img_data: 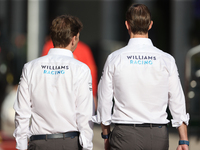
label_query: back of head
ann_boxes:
[126,4,151,35]
[50,15,83,48]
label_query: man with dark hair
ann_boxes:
[13,15,94,150]
[92,4,189,150]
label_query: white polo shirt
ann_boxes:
[92,38,189,127]
[13,48,94,150]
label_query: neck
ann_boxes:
[130,32,148,38]
[55,44,73,52]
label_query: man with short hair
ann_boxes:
[13,15,94,150]
[92,4,189,150]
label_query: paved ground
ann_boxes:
[93,124,200,150]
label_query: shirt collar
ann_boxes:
[47,48,73,57]
[127,38,153,46]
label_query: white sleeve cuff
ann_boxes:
[79,133,93,150]
[15,138,28,150]
[91,115,111,125]
[171,113,190,128]
[102,120,112,126]
[91,115,101,124]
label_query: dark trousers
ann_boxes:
[109,124,169,150]
[28,136,82,150]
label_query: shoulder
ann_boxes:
[152,46,175,61]
[106,46,127,62]
[72,59,91,80]
[24,56,43,67]
[20,57,46,75]
[71,58,91,73]
[24,56,48,67]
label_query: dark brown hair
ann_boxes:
[126,4,151,34]
[50,15,83,48]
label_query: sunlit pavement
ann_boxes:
[93,124,200,150]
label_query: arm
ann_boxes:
[73,42,98,110]
[96,55,114,125]
[98,57,114,150]
[176,123,189,150]
[168,61,189,127]
[76,67,95,150]
[167,58,189,150]
[13,64,31,150]
[101,123,111,150]
[91,55,114,148]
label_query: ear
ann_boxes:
[71,36,76,46]
[148,21,153,30]
[125,21,130,30]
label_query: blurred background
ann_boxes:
[0,0,200,149]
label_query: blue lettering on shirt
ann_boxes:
[43,70,65,75]
[42,65,68,75]
[130,60,153,65]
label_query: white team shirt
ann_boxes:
[92,38,189,127]
[13,48,94,150]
